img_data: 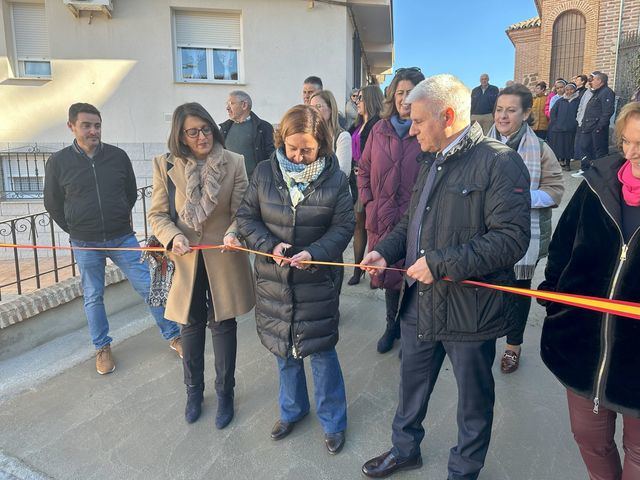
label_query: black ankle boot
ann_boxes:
[185,384,204,424]
[215,391,234,429]
[347,268,363,286]
[377,320,400,353]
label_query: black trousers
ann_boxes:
[391,285,496,480]
[385,288,401,324]
[577,128,609,170]
[181,252,237,394]
[505,278,532,346]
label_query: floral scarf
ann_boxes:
[179,142,225,233]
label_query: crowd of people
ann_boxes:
[41,66,640,479]
[472,72,618,178]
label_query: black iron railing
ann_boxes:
[0,148,50,200]
[0,185,153,300]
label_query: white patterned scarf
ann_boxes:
[276,148,326,207]
[179,142,225,233]
[488,122,541,280]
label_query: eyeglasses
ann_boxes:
[395,67,421,74]
[355,95,363,102]
[183,126,213,138]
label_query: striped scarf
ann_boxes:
[488,122,542,280]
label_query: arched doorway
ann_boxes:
[550,10,586,82]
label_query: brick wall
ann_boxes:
[510,0,638,93]
[509,27,541,87]
[596,0,622,84]
[539,0,600,84]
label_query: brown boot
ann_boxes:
[169,336,183,359]
[96,344,115,375]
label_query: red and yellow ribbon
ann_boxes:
[1,242,639,321]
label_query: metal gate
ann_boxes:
[616,31,640,105]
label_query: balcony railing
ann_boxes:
[0,185,153,300]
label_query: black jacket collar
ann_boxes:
[583,153,626,231]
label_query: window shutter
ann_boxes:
[175,10,241,49]
[12,3,50,59]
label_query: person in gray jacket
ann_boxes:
[360,74,531,480]
[219,90,274,179]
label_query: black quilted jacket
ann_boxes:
[375,123,531,342]
[236,153,355,359]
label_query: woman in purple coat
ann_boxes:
[358,67,425,353]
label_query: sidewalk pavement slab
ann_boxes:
[0,281,597,480]
[0,172,612,479]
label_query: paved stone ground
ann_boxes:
[0,171,615,480]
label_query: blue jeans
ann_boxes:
[276,348,347,434]
[71,233,180,349]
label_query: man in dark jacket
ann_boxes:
[470,73,499,134]
[43,103,181,375]
[219,90,274,179]
[360,75,531,480]
[573,72,616,176]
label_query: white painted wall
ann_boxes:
[0,0,352,144]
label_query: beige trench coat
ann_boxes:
[147,150,255,325]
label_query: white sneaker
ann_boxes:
[571,170,584,178]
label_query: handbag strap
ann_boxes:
[165,152,177,223]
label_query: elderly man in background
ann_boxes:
[219,90,274,179]
[470,73,499,134]
[360,74,531,480]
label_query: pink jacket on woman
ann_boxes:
[357,118,422,290]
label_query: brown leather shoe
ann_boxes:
[169,336,183,359]
[501,349,520,374]
[96,344,115,375]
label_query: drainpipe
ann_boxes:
[613,0,624,91]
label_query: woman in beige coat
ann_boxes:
[488,84,564,374]
[148,102,255,428]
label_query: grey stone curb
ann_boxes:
[0,265,125,329]
[0,451,52,480]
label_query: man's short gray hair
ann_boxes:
[229,90,252,110]
[406,74,471,124]
[594,72,608,85]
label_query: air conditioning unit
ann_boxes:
[63,0,113,19]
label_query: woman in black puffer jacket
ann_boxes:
[540,101,640,478]
[236,105,355,454]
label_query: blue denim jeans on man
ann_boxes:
[276,347,347,434]
[71,233,180,349]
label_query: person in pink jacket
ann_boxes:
[358,67,425,353]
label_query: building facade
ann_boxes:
[0,0,392,201]
[507,0,640,95]
[0,0,392,262]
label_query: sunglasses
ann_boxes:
[395,67,422,74]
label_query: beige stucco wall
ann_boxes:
[0,0,351,144]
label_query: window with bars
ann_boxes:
[10,2,51,78]
[0,152,48,199]
[173,10,242,83]
[550,10,586,83]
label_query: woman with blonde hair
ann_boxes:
[540,101,640,478]
[148,102,255,428]
[236,104,354,453]
[310,90,352,177]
